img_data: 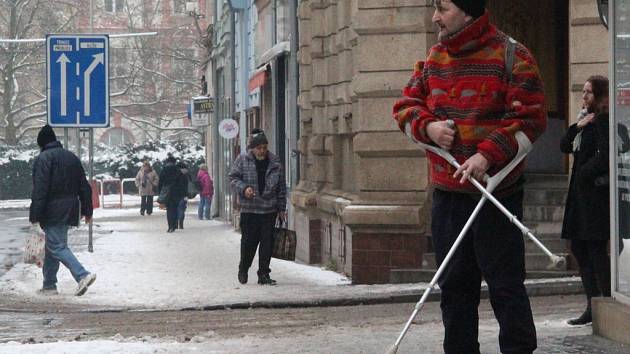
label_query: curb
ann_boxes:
[79,278,584,314]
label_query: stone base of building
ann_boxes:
[351,231,424,284]
[292,189,429,284]
[592,297,630,346]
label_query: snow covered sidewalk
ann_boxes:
[0,208,424,311]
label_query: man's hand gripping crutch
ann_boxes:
[425,120,565,268]
[386,120,565,354]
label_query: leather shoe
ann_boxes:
[238,272,248,284]
[258,274,277,286]
[568,310,592,325]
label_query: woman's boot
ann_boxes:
[568,299,592,325]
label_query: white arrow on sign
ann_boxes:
[83,53,104,116]
[56,53,71,116]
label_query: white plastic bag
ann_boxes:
[23,225,45,268]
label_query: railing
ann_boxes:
[96,178,139,208]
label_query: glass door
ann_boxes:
[612,0,630,304]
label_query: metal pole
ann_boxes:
[89,0,94,32]
[76,128,81,159]
[88,128,94,252]
[64,128,69,149]
[288,0,299,186]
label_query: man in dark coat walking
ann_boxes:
[29,125,96,296]
[229,129,287,285]
[158,155,185,233]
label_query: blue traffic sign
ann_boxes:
[46,34,109,127]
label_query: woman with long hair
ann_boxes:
[560,75,611,325]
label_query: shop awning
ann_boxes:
[248,65,269,92]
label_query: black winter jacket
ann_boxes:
[560,113,609,240]
[29,141,93,226]
[157,162,185,206]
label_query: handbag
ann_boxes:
[23,225,45,268]
[272,218,296,261]
[157,185,170,205]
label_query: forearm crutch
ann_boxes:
[417,130,565,269]
[387,130,563,354]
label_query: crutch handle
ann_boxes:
[414,128,532,192]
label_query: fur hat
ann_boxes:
[249,128,268,148]
[37,124,57,148]
[450,0,485,18]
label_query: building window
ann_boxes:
[173,0,186,13]
[104,0,124,13]
[100,127,135,147]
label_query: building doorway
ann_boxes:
[487,0,569,173]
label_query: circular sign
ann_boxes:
[218,119,239,139]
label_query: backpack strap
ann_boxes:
[504,36,517,84]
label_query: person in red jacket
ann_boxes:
[393,1,546,353]
[196,164,214,220]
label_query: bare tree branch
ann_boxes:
[15,110,46,129]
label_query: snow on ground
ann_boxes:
[0,339,196,354]
[0,204,583,311]
[0,199,31,210]
[0,207,404,310]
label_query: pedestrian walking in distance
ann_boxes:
[158,155,186,233]
[229,129,287,286]
[197,164,214,220]
[393,0,546,352]
[176,161,190,230]
[135,161,159,216]
[29,125,97,296]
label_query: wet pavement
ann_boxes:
[0,295,628,353]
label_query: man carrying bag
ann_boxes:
[229,129,287,286]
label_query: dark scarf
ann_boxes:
[255,157,270,195]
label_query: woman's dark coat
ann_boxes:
[560,112,610,240]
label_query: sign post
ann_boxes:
[47,34,109,253]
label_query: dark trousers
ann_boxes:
[571,239,611,309]
[239,212,276,277]
[432,189,536,354]
[166,203,178,230]
[140,195,153,215]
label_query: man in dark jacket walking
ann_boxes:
[158,155,185,233]
[29,125,96,296]
[229,129,287,285]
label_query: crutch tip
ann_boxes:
[547,255,566,270]
[385,345,399,354]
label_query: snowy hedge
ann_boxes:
[0,142,206,200]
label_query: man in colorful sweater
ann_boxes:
[393,1,546,353]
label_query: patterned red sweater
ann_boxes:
[392,12,546,194]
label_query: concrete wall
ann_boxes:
[292,0,433,283]
[569,0,609,124]
[593,297,630,346]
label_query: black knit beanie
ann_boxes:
[450,0,485,18]
[249,128,268,148]
[37,124,57,148]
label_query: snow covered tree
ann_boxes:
[0,0,79,145]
